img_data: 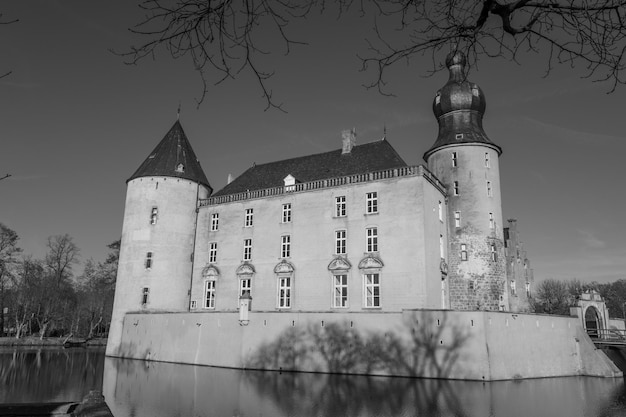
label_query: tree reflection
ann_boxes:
[0,347,104,403]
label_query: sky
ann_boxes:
[0,1,624,284]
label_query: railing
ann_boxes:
[199,165,446,206]
[588,328,626,345]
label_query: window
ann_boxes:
[510,280,517,296]
[335,230,347,255]
[281,235,291,258]
[243,239,252,261]
[453,181,459,196]
[150,207,158,225]
[364,273,380,307]
[452,152,458,167]
[526,282,531,298]
[454,211,461,227]
[489,212,494,229]
[204,280,216,309]
[209,242,217,263]
[210,213,219,231]
[335,196,346,217]
[244,208,254,227]
[460,244,468,261]
[145,252,153,269]
[333,274,348,308]
[240,278,251,297]
[278,276,291,308]
[190,300,197,309]
[490,243,498,261]
[141,287,149,306]
[282,203,292,223]
[366,192,378,214]
[439,234,444,259]
[485,152,490,168]
[487,181,492,197]
[366,227,378,252]
[438,201,443,221]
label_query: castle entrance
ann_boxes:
[584,306,602,339]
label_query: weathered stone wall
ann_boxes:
[428,145,505,310]
[109,310,621,381]
[504,219,534,312]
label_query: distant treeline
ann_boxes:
[0,223,117,339]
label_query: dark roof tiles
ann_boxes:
[214,139,407,196]
[128,120,212,191]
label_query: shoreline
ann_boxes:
[0,336,107,347]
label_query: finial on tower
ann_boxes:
[177,102,181,120]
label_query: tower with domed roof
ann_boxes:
[425,51,506,311]
[106,120,212,357]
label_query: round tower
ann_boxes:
[424,52,506,311]
[106,120,212,356]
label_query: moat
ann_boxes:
[2,347,626,416]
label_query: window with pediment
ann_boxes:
[359,255,383,308]
[274,260,295,309]
[236,262,255,301]
[328,257,352,309]
[202,265,220,309]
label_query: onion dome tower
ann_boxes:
[424,51,506,311]
[107,120,212,357]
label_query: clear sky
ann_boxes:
[0,1,624,284]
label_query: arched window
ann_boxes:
[274,260,295,309]
[359,255,384,308]
[328,257,352,308]
[202,265,220,309]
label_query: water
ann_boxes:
[2,347,626,416]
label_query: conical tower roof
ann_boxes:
[128,120,212,191]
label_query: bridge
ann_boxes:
[588,329,626,347]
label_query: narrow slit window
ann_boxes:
[454,211,461,228]
[145,252,153,269]
[150,207,158,225]
[452,152,458,167]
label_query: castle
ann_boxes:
[103,52,587,381]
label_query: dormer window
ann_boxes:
[435,92,441,105]
[284,174,296,192]
[455,133,464,140]
[472,86,479,97]
[176,163,185,173]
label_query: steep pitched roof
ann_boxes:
[214,139,407,196]
[128,120,212,191]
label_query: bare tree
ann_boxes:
[45,234,80,287]
[0,223,21,336]
[532,278,572,315]
[121,0,626,110]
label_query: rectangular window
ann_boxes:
[364,273,380,308]
[282,203,292,223]
[489,212,494,229]
[150,207,158,225]
[510,280,517,296]
[335,196,346,217]
[439,234,444,259]
[335,230,347,255]
[204,280,216,309]
[210,213,219,231]
[452,152,458,167]
[526,282,531,297]
[366,192,378,214]
[141,287,149,306]
[245,208,254,227]
[243,239,252,261]
[453,181,459,196]
[460,244,468,261]
[240,278,251,297]
[190,300,197,309]
[487,181,492,197]
[281,235,291,258]
[485,152,490,168]
[145,252,153,269]
[333,274,348,308]
[278,276,291,308]
[438,201,443,221]
[209,242,217,263]
[454,211,461,227]
[490,243,497,261]
[366,227,378,252]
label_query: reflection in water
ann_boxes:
[103,357,626,417]
[2,348,625,416]
[0,347,104,403]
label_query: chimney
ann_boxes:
[342,128,356,154]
